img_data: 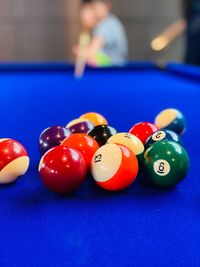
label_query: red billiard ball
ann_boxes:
[0,138,30,184]
[129,122,159,144]
[61,134,99,169]
[39,146,87,194]
[39,126,72,155]
[91,144,139,191]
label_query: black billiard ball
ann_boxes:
[88,125,117,147]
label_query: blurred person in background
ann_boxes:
[184,0,200,65]
[74,0,128,67]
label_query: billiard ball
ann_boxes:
[88,125,117,146]
[39,146,87,194]
[155,108,186,135]
[91,144,139,191]
[66,118,94,134]
[129,122,159,144]
[144,140,189,187]
[145,129,181,150]
[39,126,72,155]
[107,133,144,163]
[80,112,108,126]
[61,133,99,169]
[0,139,30,184]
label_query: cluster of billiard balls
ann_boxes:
[38,109,190,194]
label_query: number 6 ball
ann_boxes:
[91,144,139,191]
[144,140,189,187]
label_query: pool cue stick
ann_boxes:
[151,19,187,52]
[74,32,90,79]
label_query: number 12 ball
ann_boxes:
[91,144,139,191]
[144,140,189,187]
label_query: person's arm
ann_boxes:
[73,36,104,65]
[86,37,104,64]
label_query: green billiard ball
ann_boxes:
[144,140,189,187]
[145,129,181,150]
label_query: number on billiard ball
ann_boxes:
[145,129,181,150]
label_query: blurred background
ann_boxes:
[0,0,187,62]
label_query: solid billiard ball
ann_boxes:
[39,126,72,155]
[145,129,181,150]
[66,118,94,134]
[129,122,159,144]
[39,146,87,194]
[0,139,30,184]
[61,133,99,169]
[144,140,189,187]
[155,108,186,135]
[88,125,117,146]
[80,112,108,126]
[91,144,139,191]
[107,132,144,163]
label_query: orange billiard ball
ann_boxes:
[91,144,139,191]
[61,134,99,169]
[80,112,108,126]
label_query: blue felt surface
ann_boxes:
[0,63,200,267]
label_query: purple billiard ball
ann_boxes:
[66,119,94,134]
[39,126,72,155]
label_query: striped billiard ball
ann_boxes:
[145,129,181,150]
[66,118,94,134]
[80,112,108,126]
[155,108,186,135]
[107,132,145,163]
[91,144,139,191]
[0,139,30,184]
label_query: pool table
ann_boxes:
[0,62,199,267]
